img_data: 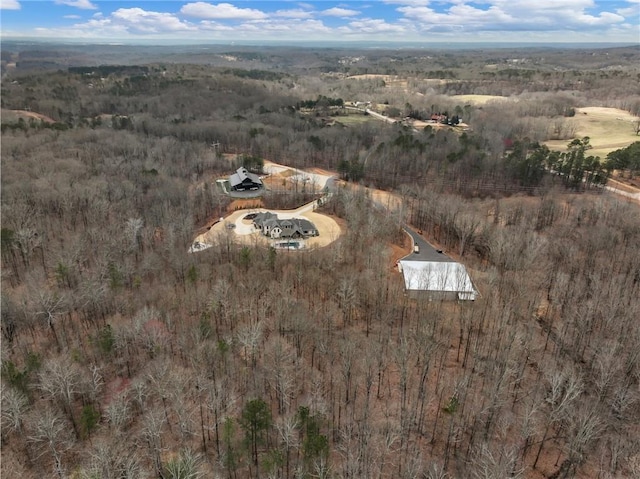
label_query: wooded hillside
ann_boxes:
[2,44,639,479]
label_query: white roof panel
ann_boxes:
[399,261,477,299]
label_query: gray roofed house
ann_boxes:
[229,167,263,192]
[253,212,318,239]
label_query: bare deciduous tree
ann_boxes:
[38,355,85,438]
[27,407,73,479]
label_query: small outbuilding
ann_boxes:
[398,260,478,301]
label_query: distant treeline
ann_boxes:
[223,68,286,81]
[296,95,344,109]
[68,65,150,76]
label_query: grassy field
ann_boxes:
[335,113,377,125]
[545,107,639,159]
[451,94,511,105]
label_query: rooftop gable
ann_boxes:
[229,167,263,187]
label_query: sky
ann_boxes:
[1,0,639,44]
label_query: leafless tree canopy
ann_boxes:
[2,43,639,478]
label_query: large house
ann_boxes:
[229,167,263,192]
[253,212,318,239]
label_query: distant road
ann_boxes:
[364,108,397,124]
[344,106,397,124]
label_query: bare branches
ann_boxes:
[27,407,73,479]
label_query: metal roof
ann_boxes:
[229,167,262,187]
[398,260,477,300]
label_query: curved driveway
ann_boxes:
[402,226,454,263]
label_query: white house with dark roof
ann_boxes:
[229,167,263,192]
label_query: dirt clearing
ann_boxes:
[192,201,342,251]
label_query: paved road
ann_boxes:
[402,226,454,263]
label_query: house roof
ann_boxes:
[229,167,262,187]
[253,213,318,238]
[253,212,277,227]
[399,260,477,299]
[295,219,316,231]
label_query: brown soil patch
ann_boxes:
[277,169,296,178]
[103,376,131,407]
[227,198,264,213]
[262,176,288,190]
[388,241,410,267]
[307,167,335,176]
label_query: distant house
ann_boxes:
[398,260,477,301]
[354,101,371,108]
[229,167,263,192]
[253,212,318,239]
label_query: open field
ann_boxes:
[451,94,511,105]
[334,113,376,125]
[545,107,639,158]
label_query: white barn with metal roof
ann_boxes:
[398,260,478,301]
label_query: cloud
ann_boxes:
[383,0,430,5]
[41,7,195,36]
[396,0,628,32]
[4,0,637,43]
[64,14,81,19]
[198,17,331,37]
[273,8,314,19]
[322,7,360,17]
[616,0,640,17]
[340,18,409,34]
[180,2,267,20]
[0,0,20,10]
[54,0,97,10]
[110,8,195,33]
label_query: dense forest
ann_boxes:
[1,43,640,479]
